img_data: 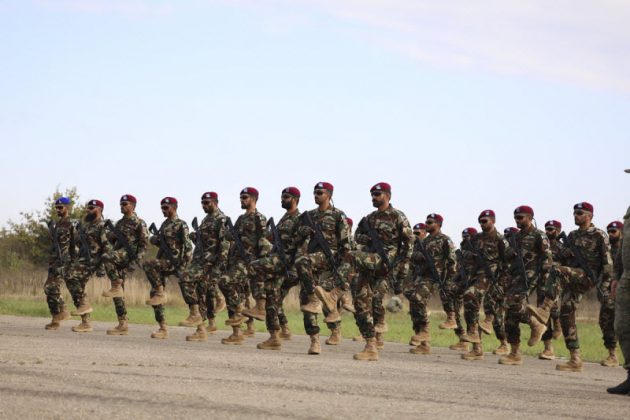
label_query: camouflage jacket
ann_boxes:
[48,216,77,267]
[276,210,301,258]
[108,213,149,261]
[153,216,193,266]
[412,232,456,280]
[611,240,622,281]
[355,205,414,263]
[75,217,112,267]
[227,210,270,262]
[548,237,571,266]
[622,206,630,281]
[507,226,552,279]
[565,224,613,283]
[464,229,509,275]
[298,206,350,256]
[456,241,476,281]
[192,208,229,266]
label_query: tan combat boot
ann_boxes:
[374,322,388,333]
[186,324,208,342]
[353,337,379,361]
[71,298,93,316]
[145,286,167,306]
[375,332,385,350]
[300,293,323,314]
[493,339,510,356]
[409,330,421,347]
[449,338,470,352]
[556,349,583,372]
[102,279,124,298]
[539,340,555,360]
[179,304,204,327]
[415,325,431,342]
[438,312,457,329]
[354,335,365,342]
[527,315,547,347]
[107,316,129,335]
[410,341,431,355]
[224,304,246,326]
[206,318,217,334]
[221,325,244,345]
[552,318,562,340]
[150,321,168,339]
[462,343,484,361]
[316,286,342,322]
[479,314,494,335]
[461,328,481,344]
[215,293,227,313]
[325,328,341,345]
[279,324,292,340]
[601,348,619,367]
[498,342,522,365]
[242,319,256,337]
[257,330,282,350]
[308,334,321,355]
[45,309,71,330]
[340,290,356,313]
[72,314,93,333]
[242,298,266,321]
[527,297,554,325]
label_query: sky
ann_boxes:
[1,0,629,239]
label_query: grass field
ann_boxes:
[0,295,623,365]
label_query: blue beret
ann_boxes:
[55,197,71,205]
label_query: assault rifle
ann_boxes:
[300,211,341,280]
[104,219,138,265]
[47,220,68,276]
[191,217,204,255]
[416,238,446,289]
[357,216,403,292]
[507,234,531,291]
[76,222,93,266]
[149,222,184,275]
[454,249,469,285]
[267,217,291,277]
[225,217,251,264]
[558,231,604,296]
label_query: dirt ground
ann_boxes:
[0,315,627,419]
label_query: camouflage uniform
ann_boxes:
[483,269,508,340]
[404,233,456,334]
[181,208,229,321]
[251,210,301,332]
[538,236,570,341]
[104,213,149,318]
[219,211,269,319]
[143,217,193,323]
[349,205,413,339]
[462,230,509,337]
[615,208,630,371]
[295,207,351,335]
[598,238,622,351]
[44,217,77,316]
[504,227,552,346]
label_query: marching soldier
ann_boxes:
[598,220,623,366]
[102,194,149,336]
[448,227,477,352]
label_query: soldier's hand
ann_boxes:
[150,236,159,246]
[355,234,370,245]
[189,232,197,242]
[298,225,314,237]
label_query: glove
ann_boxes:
[149,236,159,246]
[355,234,370,246]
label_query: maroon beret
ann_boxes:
[462,227,478,236]
[478,209,495,220]
[346,217,353,227]
[120,194,136,203]
[314,182,334,192]
[240,187,259,197]
[88,199,104,209]
[574,202,593,213]
[282,187,301,197]
[201,192,218,200]
[514,205,534,216]
[426,213,443,224]
[545,220,562,229]
[504,227,520,235]
[161,197,177,205]
[413,223,427,230]
[370,182,391,193]
[607,221,623,231]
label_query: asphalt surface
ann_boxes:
[0,315,628,419]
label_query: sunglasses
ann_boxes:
[545,226,556,231]
[281,194,293,200]
[608,229,619,234]
[413,231,422,236]
[514,215,525,220]
[120,201,131,206]
[201,200,212,205]
[371,191,383,197]
[425,220,435,225]
[479,219,490,224]
[314,190,325,196]
[55,206,64,210]
[87,206,96,210]
[574,210,584,216]
[160,205,170,210]
[240,195,250,200]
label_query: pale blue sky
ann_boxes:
[1,0,629,238]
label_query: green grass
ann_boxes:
[0,296,622,364]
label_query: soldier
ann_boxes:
[346,182,413,361]
[608,168,630,394]
[43,197,76,330]
[66,199,112,333]
[143,197,193,339]
[295,181,351,355]
[528,202,613,372]
[413,223,428,241]
[178,192,229,342]
[250,187,301,350]
[219,187,269,345]
[537,220,568,359]
[498,206,550,366]
[102,194,149,336]
[404,213,456,355]
[460,210,509,361]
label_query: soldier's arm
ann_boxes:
[614,238,624,281]
[445,238,457,277]
[599,231,614,283]
[180,222,193,264]
[538,233,553,274]
[398,214,414,263]
[337,214,351,255]
[216,215,230,265]
[136,220,149,260]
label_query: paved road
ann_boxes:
[0,315,627,419]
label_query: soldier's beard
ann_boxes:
[84,213,96,222]
[610,237,619,245]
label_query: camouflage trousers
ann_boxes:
[505,271,539,345]
[403,275,437,333]
[251,254,298,331]
[143,258,187,323]
[44,264,69,316]
[347,250,389,339]
[536,285,560,342]
[463,272,493,336]
[180,259,223,320]
[483,279,507,341]
[615,273,630,370]
[219,258,264,319]
[66,262,96,309]
[441,278,465,336]
[598,286,617,350]
[104,248,135,318]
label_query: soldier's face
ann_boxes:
[514,214,531,229]
[85,205,99,222]
[201,199,213,213]
[478,218,494,232]
[281,193,294,210]
[413,229,426,240]
[545,226,558,239]
[120,201,134,215]
[313,189,329,205]
[371,191,388,208]
[161,204,176,217]
[425,219,439,233]
[240,194,253,209]
[608,229,621,242]
[573,210,591,226]
[55,205,68,218]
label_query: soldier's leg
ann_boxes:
[372,278,388,332]
[438,279,459,330]
[65,264,93,314]
[609,273,630,393]
[462,276,486,341]
[278,274,298,328]
[44,269,66,317]
[598,293,618,366]
[218,264,244,321]
[179,262,203,327]
[537,285,554,343]
[353,273,375,339]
